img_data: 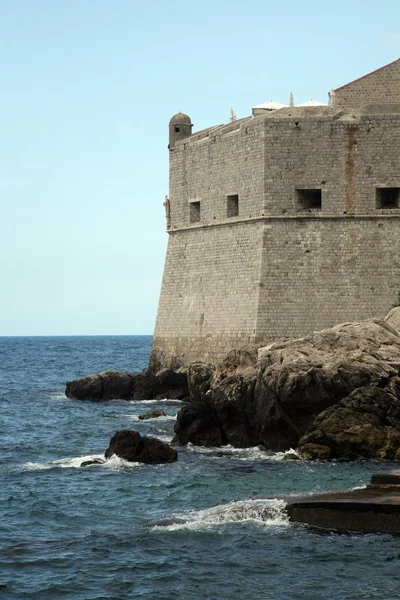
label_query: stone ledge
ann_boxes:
[286,471,400,534]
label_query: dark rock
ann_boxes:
[65,371,137,400]
[299,383,400,460]
[187,363,216,403]
[300,443,332,460]
[132,368,153,401]
[66,366,189,402]
[105,430,177,464]
[138,409,167,420]
[80,458,106,467]
[258,446,275,456]
[153,368,189,400]
[283,452,301,460]
[173,402,225,447]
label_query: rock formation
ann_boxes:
[174,308,400,459]
[105,430,177,464]
[65,371,137,400]
[65,368,188,402]
[138,409,167,420]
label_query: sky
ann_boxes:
[0,0,399,335]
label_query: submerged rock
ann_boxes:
[174,309,400,458]
[80,458,106,467]
[138,409,167,420]
[65,371,137,400]
[282,452,301,461]
[300,443,332,460]
[105,430,177,464]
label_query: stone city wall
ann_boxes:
[151,221,264,371]
[151,109,400,369]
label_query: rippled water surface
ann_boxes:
[1,336,399,599]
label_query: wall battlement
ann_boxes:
[151,60,400,371]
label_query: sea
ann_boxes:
[1,335,400,600]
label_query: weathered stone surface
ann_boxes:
[138,409,167,420]
[174,311,400,457]
[65,371,137,400]
[187,363,216,403]
[105,430,177,464]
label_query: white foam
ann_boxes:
[22,454,141,471]
[185,444,300,461]
[130,399,184,405]
[152,434,174,443]
[48,391,68,401]
[152,498,289,531]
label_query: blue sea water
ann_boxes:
[1,336,400,600]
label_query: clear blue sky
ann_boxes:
[0,0,399,335]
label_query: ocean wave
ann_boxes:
[185,444,300,461]
[151,498,289,531]
[48,391,68,401]
[22,454,141,471]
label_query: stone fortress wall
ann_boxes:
[151,59,400,371]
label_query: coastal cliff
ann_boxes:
[174,308,400,459]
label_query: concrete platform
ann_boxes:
[286,470,400,534]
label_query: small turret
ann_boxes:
[169,112,192,150]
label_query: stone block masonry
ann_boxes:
[151,60,400,370]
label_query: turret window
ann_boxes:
[296,189,322,211]
[227,194,239,217]
[376,188,400,209]
[190,201,200,223]
[174,126,180,133]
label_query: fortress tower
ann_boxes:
[151,59,400,371]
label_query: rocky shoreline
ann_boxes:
[66,308,400,462]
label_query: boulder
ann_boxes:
[174,310,400,457]
[138,409,167,420]
[105,430,177,464]
[65,371,137,400]
[299,381,400,460]
[300,443,332,460]
[283,452,301,461]
[173,402,225,447]
[80,458,106,467]
[153,368,189,400]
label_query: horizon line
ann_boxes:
[0,333,154,338]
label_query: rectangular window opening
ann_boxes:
[174,126,180,133]
[376,188,400,209]
[296,189,322,211]
[190,201,200,223]
[227,194,239,217]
